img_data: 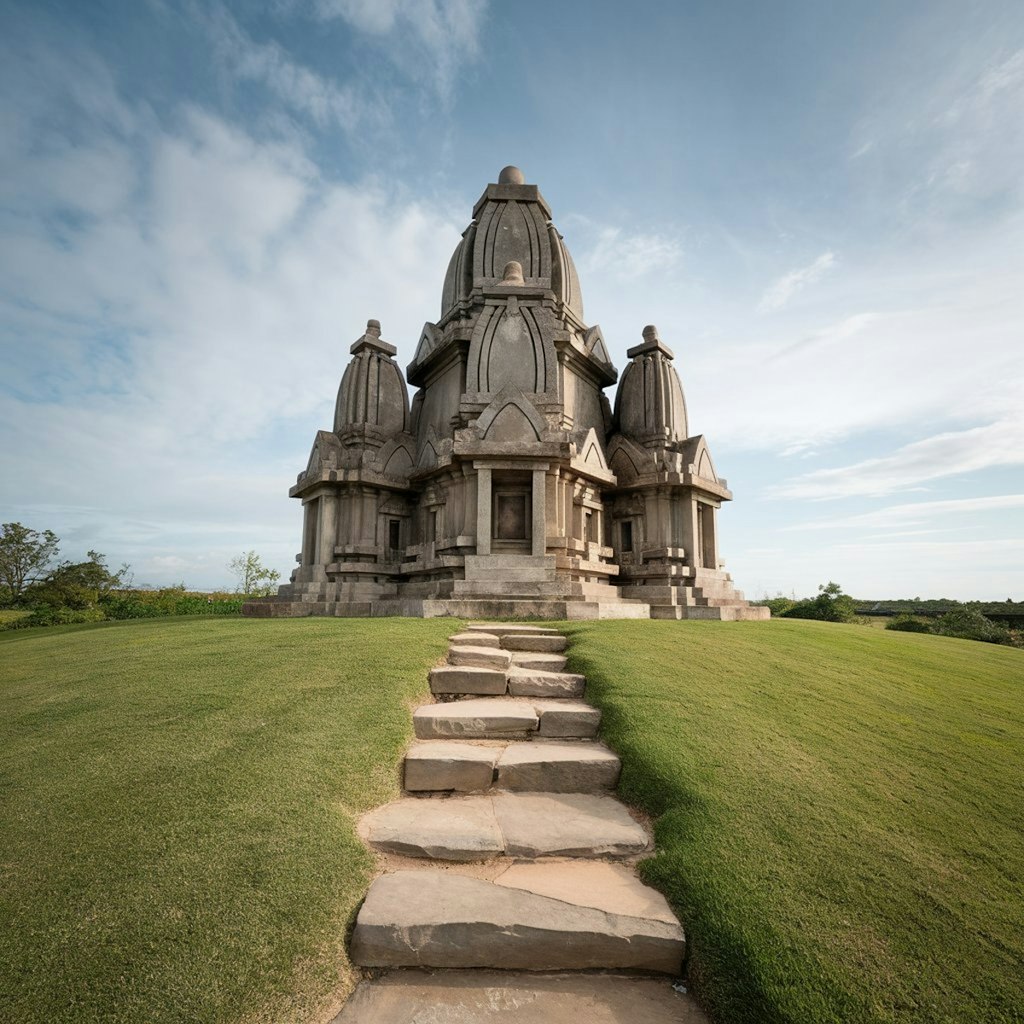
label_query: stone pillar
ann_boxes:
[301,499,318,566]
[682,496,698,567]
[476,466,492,556]
[531,468,546,556]
[317,492,338,566]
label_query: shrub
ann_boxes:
[931,607,1012,646]
[782,582,857,623]
[3,606,106,629]
[886,615,932,633]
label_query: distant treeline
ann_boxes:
[854,599,1024,625]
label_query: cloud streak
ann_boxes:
[757,250,836,313]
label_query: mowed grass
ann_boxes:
[0,616,454,1024]
[563,619,1024,1024]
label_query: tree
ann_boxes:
[229,551,280,597]
[0,522,60,604]
[782,581,857,623]
[28,550,130,610]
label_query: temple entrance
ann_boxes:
[492,472,531,553]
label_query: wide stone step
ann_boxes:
[404,739,619,793]
[510,651,567,672]
[333,969,707,1023]
[358,792,650,860]
[429,665,508,695]
[448,645,513,670]
[449,630,501,648]
[507,666,585,698]
[350,864,682,972]
[413,698,599,739]
[466,623,561,637]
[500,634,568,653]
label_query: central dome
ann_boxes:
[440,167,584,326]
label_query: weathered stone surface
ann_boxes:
[501,633,568,653]
[413,698,538,738]
[449,631,500,648]
[429,665,507,695]
[350,871,682,972]
[495,741,620,792]
[333,969,709,1024]
[448,645,513,671]
[358,797,502,860]
[534,698,601,737]
[404,741,499,792]
[492,792,650,858]
[467,623,560,636]
[510,651,567,672]
[507,666,585,698]
[494,860,680,925]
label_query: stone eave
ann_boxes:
[472,183,552,219]
[289,469,415,498]
[407,335,470,388]
[555,337,618,387]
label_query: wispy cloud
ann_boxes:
[757,250,837,313]
[788,494,1024,530]
[581,226,683,280]
[768,418,1024,500]
[310,0,489,99]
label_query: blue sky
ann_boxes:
[1,0,1022,599]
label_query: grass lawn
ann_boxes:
[564,619,1024,1024]
[0,616,454,1024]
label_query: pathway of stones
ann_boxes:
[334,624,708,1022]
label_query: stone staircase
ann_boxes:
[337,624,708,1022]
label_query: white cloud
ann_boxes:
[768,418,1024,500]
[757,250,837,313]
[581,226,683,280]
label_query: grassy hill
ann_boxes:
[1,616,1022,1024]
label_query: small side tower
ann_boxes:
[607,326,767,619]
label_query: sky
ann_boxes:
[1,0,1022,600]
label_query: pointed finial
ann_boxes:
[366,319,381,337]
[643,325,659,341]
[501,261,525,286]
[498,165,525,185]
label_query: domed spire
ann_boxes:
[334,319,410,439]
[614,325,688,447]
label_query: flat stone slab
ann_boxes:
[494,860,680,925]
[414,699,538,739]
[508,666,585,698]
[501,633,569,653]
[404,741,499,792]
[496,741,620,792]
[467,623,560,636]
[429,665,507,695]
[534,698,601,737]
[358,796,503,860]
[351,870,683,972]
[492,792,650,858]
[448,645,513,671]
[334,970,709,1023]
[510,651,567,672]
[449,630,500,648]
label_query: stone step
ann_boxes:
[507,666,585,698]
[510,651,567,672]
[448,645,513,671]
[350,864,682,972]
[449,630,500,648]
[358,792,650,860]
[404,740,500,792]
[500,633,568,653]
[496,740,620,792]
[466,623,561,636]
[413,698,599,740]
[429,665,507,695]
[333,969,708,1024]
[404,739,619,794]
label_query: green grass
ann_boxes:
[0,616,454,1024]
[563,619,1024,1024]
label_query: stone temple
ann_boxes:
[246,167,767,621]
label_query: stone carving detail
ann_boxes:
[251,167,766,621]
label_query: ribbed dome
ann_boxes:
[334,321,410,437]
[439,168,585,325]
[614,326,688,446]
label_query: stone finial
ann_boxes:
[366,319,381,336]
[498,165,526,185]
[501,261,525,286]
[642,325,659,342]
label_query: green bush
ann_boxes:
[3,606,106,629]
[886,614,932,633]
[932,607,1013,646]
[782,581,857,623]
[755,596,796,616]
[100,588,244,620]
